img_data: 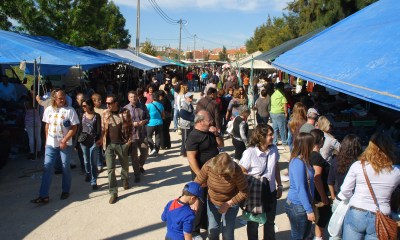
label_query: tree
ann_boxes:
[219,46,228,61]
[245,0,378,54]
[141,40,157,56]
[0,0,130,49]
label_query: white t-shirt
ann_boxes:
[240,145,280,192]
[42,106,80,147]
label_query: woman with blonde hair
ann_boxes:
[285,132,316,239]
[288,102,307,151]
[317,116,340,164]
[195,152,248,240]
[338,133,400,239]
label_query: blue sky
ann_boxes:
[114,0,288,51]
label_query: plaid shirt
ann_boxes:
[101,107,133,149]
[242,175,270,214]
[123,102,149,141]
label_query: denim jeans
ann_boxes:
[256,113,269,125]
[25,124,41,153]
[80,143,98,186]
[39,145,72,197]
[97,147,105,168]
[207,200,239,240]
[270,113,287,145]
[173,108,179,130]
[342,207,377,240]
[285,200,312,240]
[247,191,277,240]
[287,129,293,151]
[188,80,194,91]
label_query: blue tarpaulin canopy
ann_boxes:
[0,30,121,75]
[272,0,400,111]
[139,52,170,67]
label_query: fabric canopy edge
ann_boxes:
[272,63,400,112]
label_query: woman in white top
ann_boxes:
[317,116,340,164]
[338,132,400,239]
[173,84,187,132]
[239,124,282,240]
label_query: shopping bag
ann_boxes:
[328,199,350,237]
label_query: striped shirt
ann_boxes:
[195,161,248,207]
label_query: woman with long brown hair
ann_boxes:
[195,152,248,240]
[285,132,316,239]
[339,133,400,239]
[328,134,362,200]
[287,102,307,151]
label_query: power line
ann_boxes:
[147,0,179,25]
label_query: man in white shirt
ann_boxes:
[31,89,79,204]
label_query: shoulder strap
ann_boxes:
[304,162,313,204]
[151,102,162,115]
[362,162,380,211]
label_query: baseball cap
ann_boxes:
[307,108,319,116]
[184,92,194,98]
[184,182,204,202]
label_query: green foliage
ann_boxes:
[141,40,157,56]
[0,0,130,49]
[246,0,378,54]
[219,46,228,61]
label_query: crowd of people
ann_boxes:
[4,64,398,240]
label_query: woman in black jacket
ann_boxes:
[159,90,172,149]
[77,98,102,190]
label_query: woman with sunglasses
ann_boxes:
[78,99,102,190]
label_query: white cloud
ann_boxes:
[113,0,287,12]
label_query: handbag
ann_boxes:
[77,132,94,147]
[362,162,398,240]
[328,199,350,237]
[305,164,319,223]
[226,116,238,136]
[241,211,267,225]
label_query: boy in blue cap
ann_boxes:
[161,181,203,240]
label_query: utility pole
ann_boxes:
[136,0,140,56]
[193,34,196,62]
[178,19,182,62]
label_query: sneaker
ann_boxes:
[92,184,99,190]
[123,180,130,190]
[192,235,203,240]
[97,166,104,173]
[149,149,157,156]
[109,195,118,204]
[281,175,290,182]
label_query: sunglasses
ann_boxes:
[82,104,87,108]
[106,101,114,105]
